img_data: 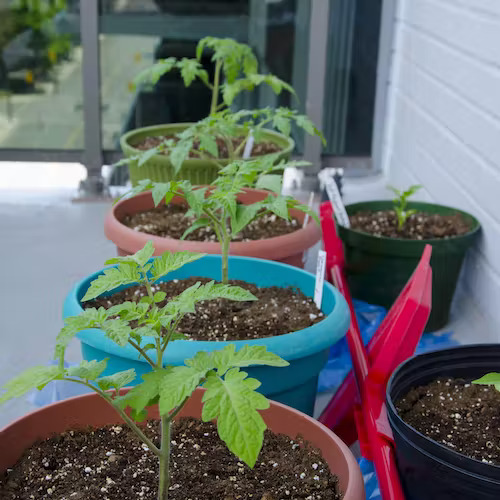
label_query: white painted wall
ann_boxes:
[380,0,500,340]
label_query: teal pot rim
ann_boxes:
[64,255,350,365]
[337,200,481,258]
[120,122,295,167]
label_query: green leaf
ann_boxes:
[101,319,133,347]
[159,365,212,415]
[117,369,168,415]
[201,368,269,467]
[231,203,262,235]
[198,134,219,157]
[97,369,136,392]
[295,114,326,144]
[255,174,282,194]
[181,217,211,240]
[138,147,159,167]
[184,186,208,215]
[170,139,193,174]
[167,282,256,317]
[151,251,205,282]
[107,301,147,321]
[153,291,167,303]
[211,344,289,376]
[0,366,63,404]
[473,372,500,391]
[135,326,159,338]
[403,185,422,198]
[272,114,291,137]
[150,58,177,83]
[177,58,203,86]
[267,195,289,220]
[55,308,108,360]
[66,359,108,381]
[82,264,141,301]
[105,241,155,268]
[151,182,174,207]
[170,332,188,341]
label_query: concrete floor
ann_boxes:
[0,190,115,428]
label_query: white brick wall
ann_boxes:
[382,0,500,337]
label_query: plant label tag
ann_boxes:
[320,172,350,228]
[242,134,255,159]
[314,250,327,309]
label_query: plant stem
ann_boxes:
[157,416,171,500]
[221,224,230,284]
[129,339,156,367]
[210,59,222,115]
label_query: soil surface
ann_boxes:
[134,135,282,159]
[396,377,500,465]
[0,417,342,500]
[122,203,299,241]
[85,277,323,341]
[349,210,471,240]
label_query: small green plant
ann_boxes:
[0,242,289,500]
[125,155,318,283]
[121,36,325,173]
[473,373,500,391]
[134,36,294,116]
[388,184,422,230]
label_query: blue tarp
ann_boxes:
[318,300,459,393]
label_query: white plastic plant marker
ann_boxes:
[319,170,350,228]
[314,250,327,309]
[303,191,315,227]
[242,134,255,159]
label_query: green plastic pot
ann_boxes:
[120,123,295,185]
[337,201,480,331]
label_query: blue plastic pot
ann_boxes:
[63,255,350,415]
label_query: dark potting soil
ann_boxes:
[0,417,342,500]
[396,377,500,465]
[122,203,299,241]
[85,277,323,341]
[349,210,471,240]
[134,135,282,159]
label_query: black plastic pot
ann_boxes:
[387,345,500,500]
[337,201,480,331]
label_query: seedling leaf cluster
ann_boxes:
[388,184,422,230]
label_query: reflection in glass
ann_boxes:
[0,0,83,150]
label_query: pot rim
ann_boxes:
[64,254,350,363]
[104,189,322,260]
[120,122,296,164]
[339,200,481,244]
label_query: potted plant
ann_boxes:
[65,241,350,416]
[106,155,321,268]
[336,185,481,331]
[1,246,364,500]
[119,36,324,185]
[386,345,500,500]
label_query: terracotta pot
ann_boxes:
[0,389,364,500]
[104,188,322,268]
